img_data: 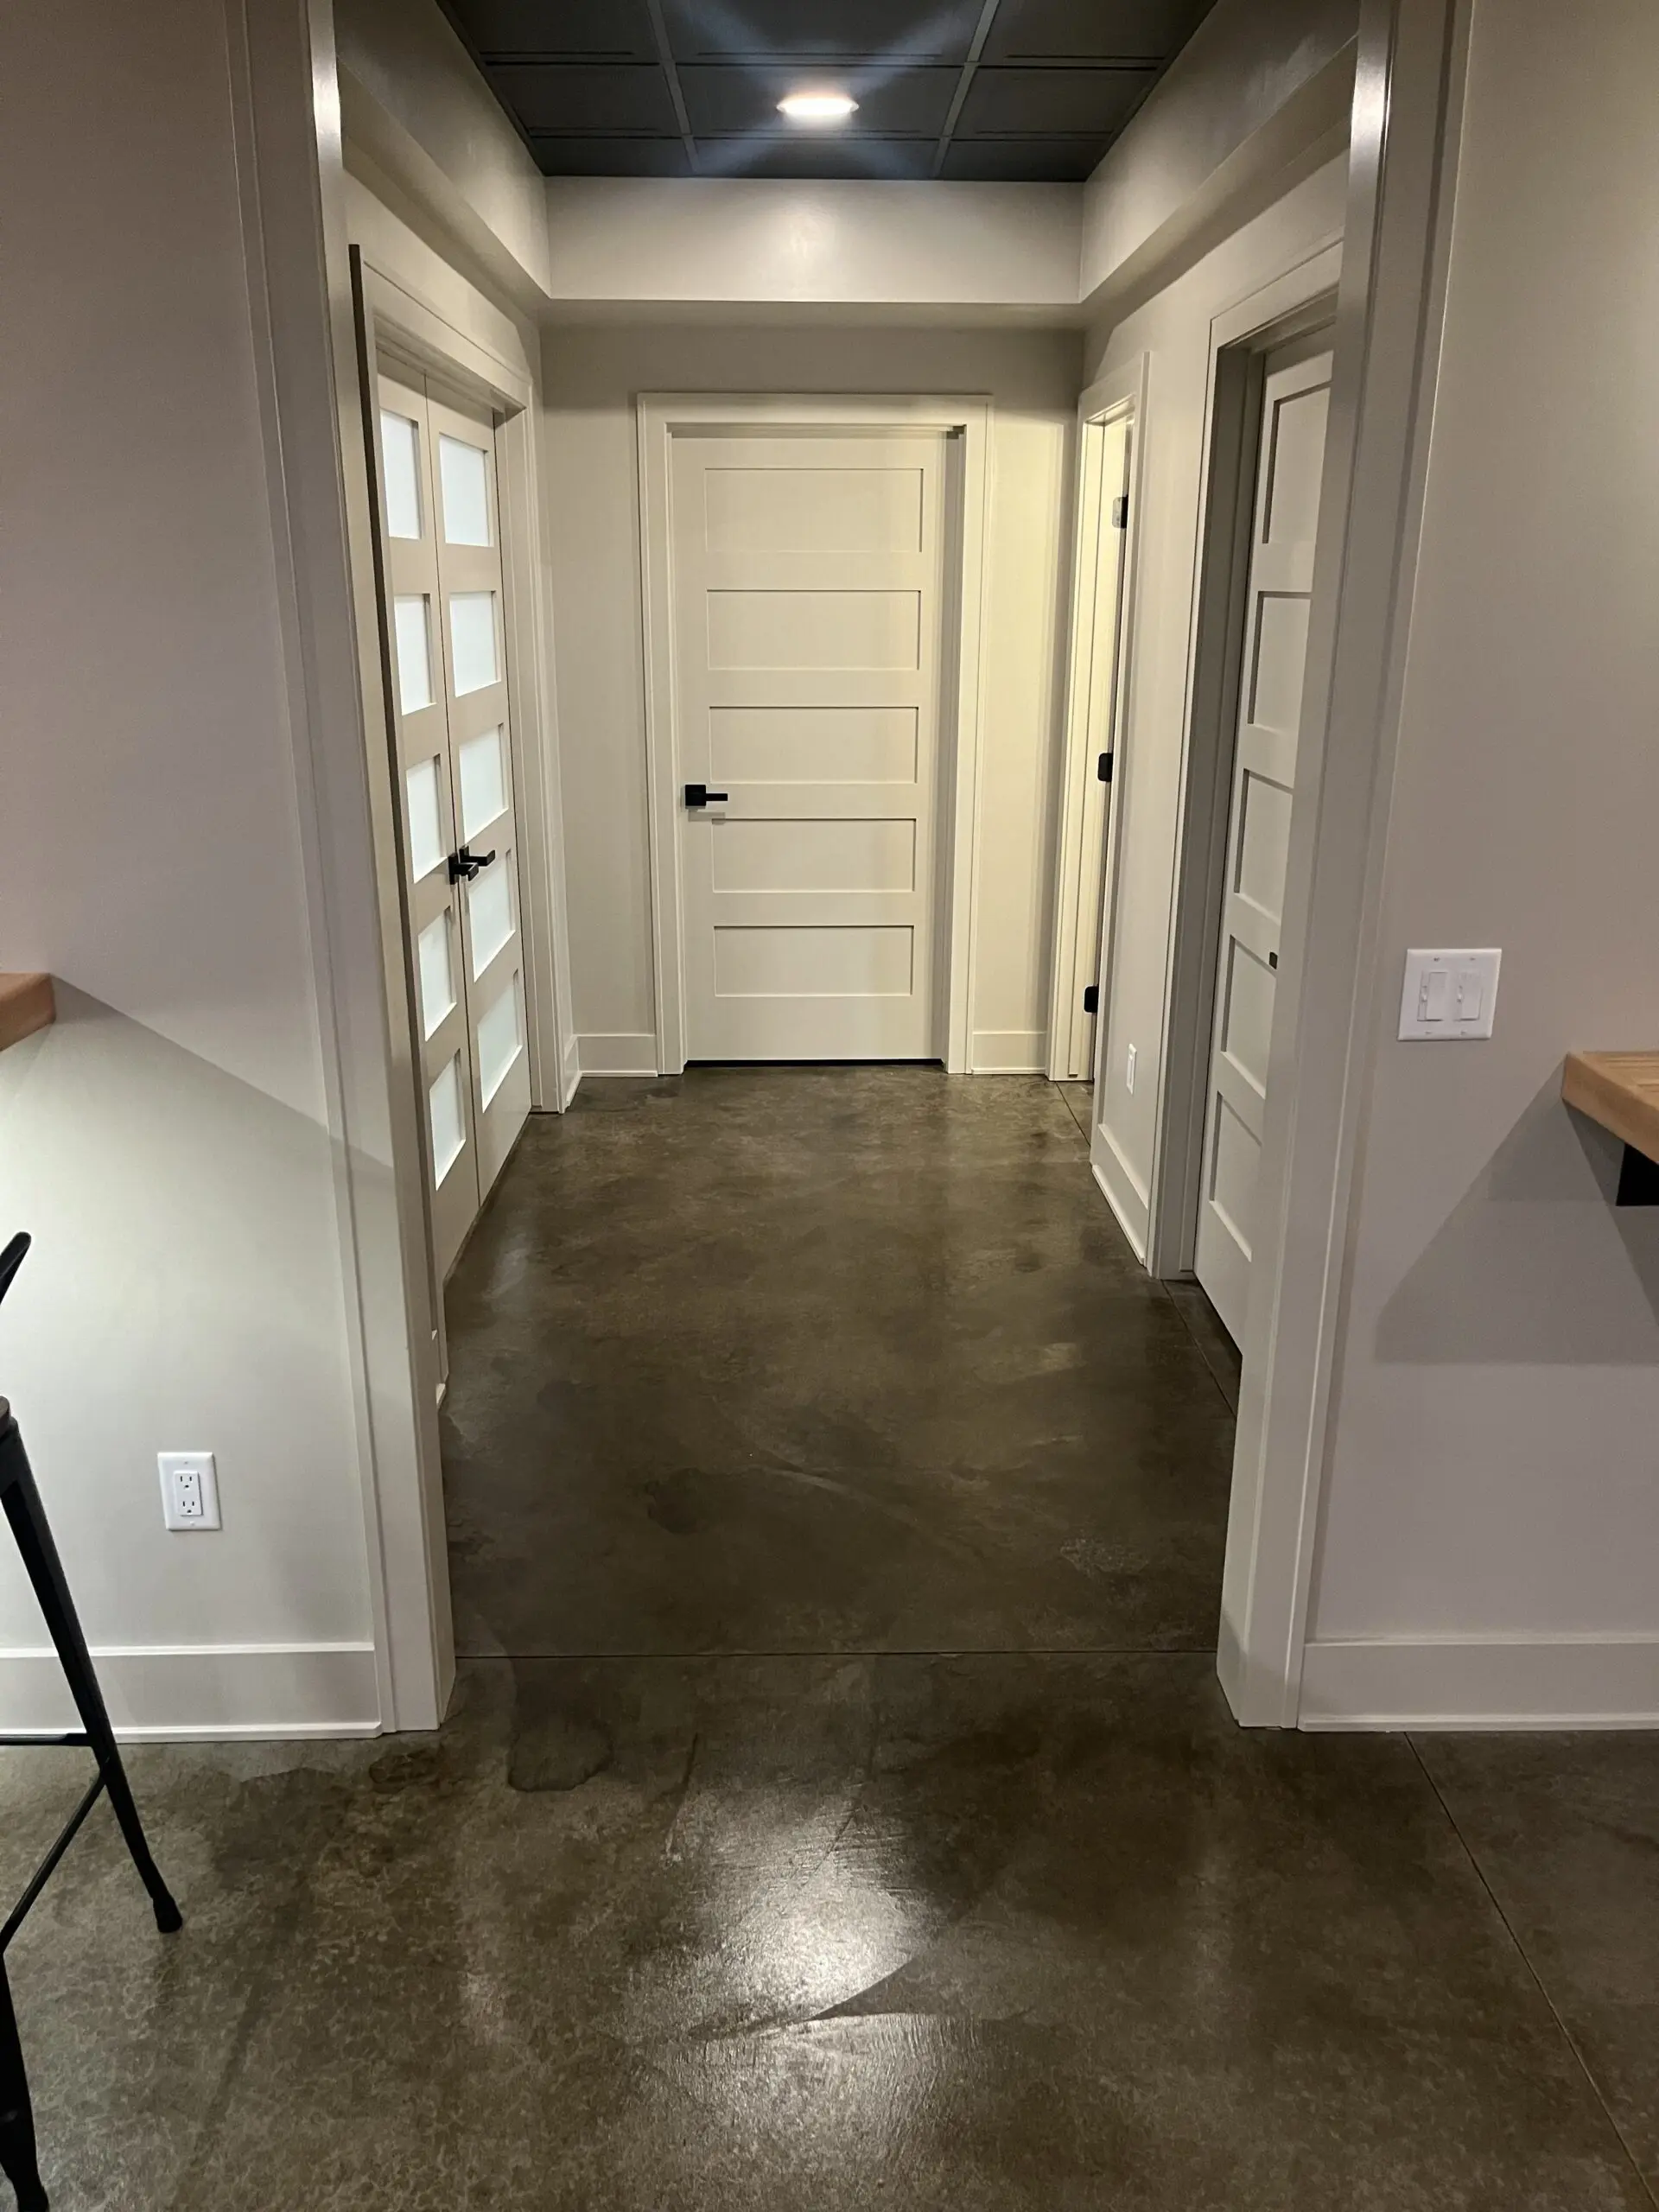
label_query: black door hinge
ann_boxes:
[1097,753,1113,783]
[1111,495,1129,530]
[1082,983,1099,1016]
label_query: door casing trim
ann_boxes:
[637,392,993,1076]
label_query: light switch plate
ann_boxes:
[1399,948,1501,1040]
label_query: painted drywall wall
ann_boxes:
[334,0,552,305]
[1081,0,1355,317]
[542,180,1082,316]
[1300,0,1659,1720]
[543,324,1082,1073]
[0,3,374,1731]
[1083,159,1348,1249]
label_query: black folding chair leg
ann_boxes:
[0,1435,181,1936]
[0,1964,46,2212]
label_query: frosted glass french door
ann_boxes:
[376,373,530,1278]
[671,430,948,1062]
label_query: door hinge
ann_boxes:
[1097,752,1112,782]
[1082,983,1099,1016]
[1110,494,1129,530]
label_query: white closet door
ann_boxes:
[427,391,530,1200]
[1193,345,1334,1344]
[671,430,948,1061]
[376,374,480,1280]
[1067,415,1132,1079]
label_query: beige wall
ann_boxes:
[0,2,373,1729]
[543,323,1083,1072]
[1302,0,1659,1705]
[1082,158,1347,1252]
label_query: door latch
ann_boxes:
[448,844,497,882]
[683,785,729,809]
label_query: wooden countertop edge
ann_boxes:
[0,973,55,1057]
[1561,1050,1659,1164]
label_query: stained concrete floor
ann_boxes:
[6,1070,1659,2209]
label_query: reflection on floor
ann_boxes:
[6,1071,1657,2208]
[442,1070,1234,1656]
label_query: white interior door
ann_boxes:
[1067,415,1132,1079]
[426,391,531,1198]
[374,373,529,1282]
[671,429,948,1061]
[1193,342,1334,1344]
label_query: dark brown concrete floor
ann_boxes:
[442,1071,1237,1658]
[7,1071,1658,2208]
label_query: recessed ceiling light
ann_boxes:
[778,90,859,125]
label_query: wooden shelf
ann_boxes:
[1562,1051,1659,1203]
[0,975,54,1058]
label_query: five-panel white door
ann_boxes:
[670,430,948,1061]
[377,372,530,1279]
[1193,342,1334,1344]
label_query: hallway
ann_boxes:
[6,1072,1659,2206]
[441,1069,1236,1658]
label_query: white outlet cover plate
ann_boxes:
[1399,947,1501,1040]
[159,1451,221,1531]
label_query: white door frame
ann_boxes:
[1217,0,1469,1725]
[1147,252,1343,1286]
[1046,354,1148,1084]
[638,393,993,1076]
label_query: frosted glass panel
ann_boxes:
[468,857,512,977]
[429,1055,466,1186]
[476,975,522,1106]
[416,911,455,1039]
[393,596,433,713]
[379,410,422,539]
[459,727,507,838]
[405,757,444,881]
[448,593,498,695]
[438,434,492,547]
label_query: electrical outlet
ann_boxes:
[159,1452,220,1532]
[1126,1044,1136,1094]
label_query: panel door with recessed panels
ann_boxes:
[374,373,529,1281]
[671,430,948,1061]
[1193,341,1334,1344]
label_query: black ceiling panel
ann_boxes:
[982,0,1215,63]
[444,0,658,61]
[678,65,960,138]
[957,64,1157,138]
[530,135,696,176]
[487,63,682,133]
[662,0,985,63]
[442,0,1223,180]
[942,136,1114,182]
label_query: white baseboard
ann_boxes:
[972,1030,1046,1073]
[1090,1146,1148,1263]
[1299,1637,1659,1731]
[576,1032,658,1077]
[559,1031,582,1108]
[0,1642,381,1740]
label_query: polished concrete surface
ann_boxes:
[442,1071,1236,1657]
[6,1071,1657,2207]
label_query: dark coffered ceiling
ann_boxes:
[437,0,1220,181]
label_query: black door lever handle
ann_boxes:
[448,844,497,882]
[684,785,729,808]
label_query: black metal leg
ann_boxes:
[0,1433,181,1937]
[0,1962,46,2212]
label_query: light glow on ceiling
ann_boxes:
[778,91,860,125]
